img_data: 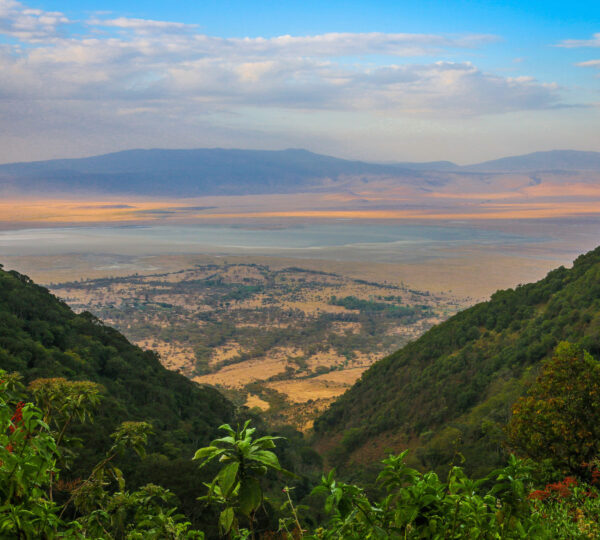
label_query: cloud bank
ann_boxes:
[0,0,574,163]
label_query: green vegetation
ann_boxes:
[0,372,202,538]
[4,375,600,538]
[4,247,600,536]
[194,420,291,537]
[315,246,600,477]
[506,342,600,473]
[329,295,428,320]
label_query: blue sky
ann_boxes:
[1,0,599,163]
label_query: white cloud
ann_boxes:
[0,0,68,41]
[576,59,600,68]
[0,1,571,162]
[86,17,498,58]
[0,8,560,115]
[558,33,600,48]
[88,16,196,34]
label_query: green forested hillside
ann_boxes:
[314,245,600,475]
[0,263,234,444]
[0,264,237,515]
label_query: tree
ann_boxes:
[506,342,600,472]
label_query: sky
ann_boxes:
[0,0,599,164]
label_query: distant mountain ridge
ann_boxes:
[394,149,600,172]
[0,148,416,196]
[0,148,598,196]
[464,150,600,172]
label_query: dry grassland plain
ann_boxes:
[46,261,464,429]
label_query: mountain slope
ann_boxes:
[2,147,599,197]
[466,150,600,172]
[0,148,416,196]
[314,246,600,476]
[0,263,234,464]
[0,264,323,531]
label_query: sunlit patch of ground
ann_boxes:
[303,350,374,372]
[209,342,245,367]
[135,339,196,374]
[266,378,351,403]
[245,394,270,411]
[193,355,290,387]
[312,366,370,385]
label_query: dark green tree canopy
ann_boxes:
[507,342,600,472]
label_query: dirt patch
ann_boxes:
[312,367,369,385]
[265,378,350,403]
[245,394,270,411]
[194,355,289,387]
[136,339,195,374]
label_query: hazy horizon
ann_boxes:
[0,145,598,168]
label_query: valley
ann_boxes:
[49,261,463,429]
[3,1,600,534]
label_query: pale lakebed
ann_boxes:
[0,222,555,262]
[1,219,599,297]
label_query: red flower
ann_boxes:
[528,489,550,501]
[544,477,576,499]
[9,402,25,434]
[530,476,579,502]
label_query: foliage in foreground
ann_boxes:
[0,372,203,539]
[3,367,600,540]
[4,341,600,538]
[194,420,291,537]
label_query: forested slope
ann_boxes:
[0,263,236,512]
[315,245,600,475]
[0,262,234,434]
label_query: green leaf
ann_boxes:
[217,424,235,436]
[112,466,126,491]
[193,447,225,469]
[311,485,329,496]
[219,507,234,534]
[217,461,239,497]
[238,478,262,516]
[193,446,219,460]
[211,436,236,446]
[253,435,282,449]
[248,450,281,470]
